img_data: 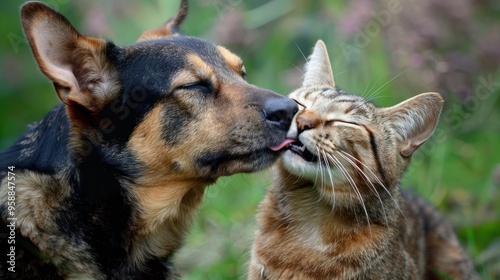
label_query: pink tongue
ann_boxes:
[270,138,297,151]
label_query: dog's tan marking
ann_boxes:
[128,103,210,265]
[169,70,201,90]
[169,54,219,90]
[137,0,188,42]
[131,184,205,267]
[128,104,191,184]
[186,53,218,86]
[216,46,244,74]
[138,25,173,42]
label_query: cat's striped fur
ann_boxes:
[248,40,479,280]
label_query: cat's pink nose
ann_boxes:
[297,110,320,131]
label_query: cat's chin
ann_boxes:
[282,149,322,181]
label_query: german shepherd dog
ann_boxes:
[0,1,297,278]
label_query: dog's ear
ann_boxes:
[137,0,188,41]
[21,2,119,112]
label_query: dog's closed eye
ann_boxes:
[176,80,213,94]
[241,65,247,80]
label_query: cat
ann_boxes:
[248,40,479,280]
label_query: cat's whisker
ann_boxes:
[339,151,405,218]
[320,149,335,192]
[294,41,308,63]
[364,95,391,103]
[327,153,372,236]
[332,69,347,79]
[314,147,329,205]
[292,173,304,186]
[314,146,323,188]
[362,72,383,99]
[334,155,372,234]
[326,153,358,223]
[315,150,326,205]
[320,148,337,213]
[287,62,305,76]
[338,151,392,195]
[367,68,409,101]
[336,151,389,225]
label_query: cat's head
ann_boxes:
[280,40,443,201]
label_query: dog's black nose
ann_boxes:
[263,96,298,130]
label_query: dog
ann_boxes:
[0,1,297,278]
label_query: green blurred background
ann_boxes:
[1,0,499,279]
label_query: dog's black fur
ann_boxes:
[0,1,297,278]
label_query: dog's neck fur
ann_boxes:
[130,183,206,268]
[0,104,207,276]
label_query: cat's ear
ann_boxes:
[21,2,118,112]
[137,0,188,41]
[302,40,336,88]
[384,92,444,157]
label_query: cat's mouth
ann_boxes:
[288,141,319,162]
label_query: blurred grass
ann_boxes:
[1,0,499,279]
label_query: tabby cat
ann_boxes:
[249,40,479,280]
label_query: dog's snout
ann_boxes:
[263,96,298,130]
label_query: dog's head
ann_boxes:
[20,1,297,184]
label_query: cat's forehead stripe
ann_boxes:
[344,103,357,114]
[320,88,342,96]
[303,89,314,99]
[331,99,357,103]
